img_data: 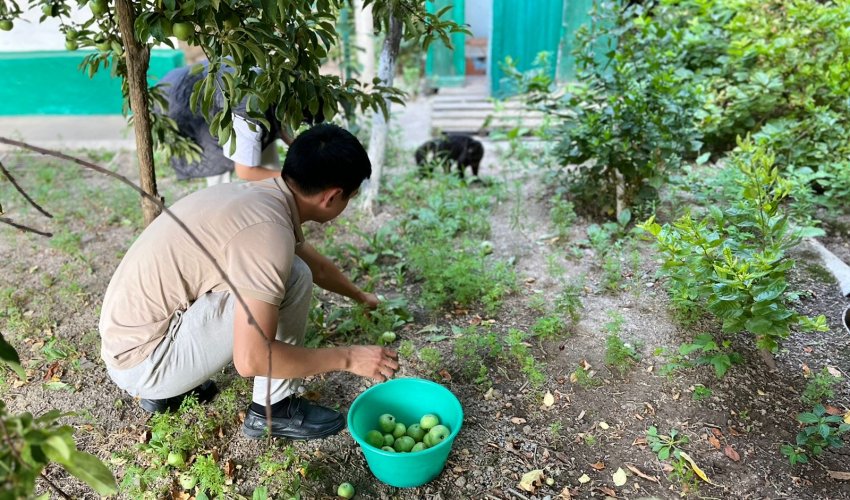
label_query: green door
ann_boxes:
[490,0,564,96]
[558,0,595,81]
[425,0,466,88]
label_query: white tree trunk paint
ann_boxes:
[353,0,375,83]
[361,14,401,214]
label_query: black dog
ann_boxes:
[414,134,484,178]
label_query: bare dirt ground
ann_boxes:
[1,141,849,500]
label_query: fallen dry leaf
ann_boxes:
[827,366,842,378]
[519,469,545,492]
[625,464,659,483]
[802,363,811,376]
[439,369,452,382]
[827,470,850,481]
[543,391,555,407]
[844,411,850,425]
[594,486,617,497]
[510,417,527,425]
[711,428,723,439]
[224,459,236,479]
[723,445,740,462]
[680,452,714,485]
[598,421,610,430]
[559,486,572,499]
[632,437,648,447]
[576,410,586,421]
[578,474,591,484]
[612,467,627,487]
[672,390,681,400]
[171,491,191,500]
[825,405,843,416]
[803,346,813,353]
[591,461,606,470]
[569,372,579,383]
[708,436,721,449]
[580,359,592,371]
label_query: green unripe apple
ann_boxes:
[382,434,395,447]
[480,240,494,255]
[411,442,426,452]
[406,423,426,442]
[365,429,384,448]
[423,431,435,448]
[65,29,77,41]
[167,451,185,468]
[65,40,79,51]
[178,473,197,490]
[0,20,13,31]
[380,331,396,344]
[377,413,396,433]
[391,422,407,439]
[42,3,57,17]
[380,446,395,452]
[337,482,355,499]
[172,21,194,41]
[427,424,450,445]
[89,0,108,17]
[419,413,440,430]
[393,435,415,452]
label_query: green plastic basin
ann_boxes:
[347,378,463,488]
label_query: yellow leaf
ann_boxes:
[612,467,627,487]
[519,469,545,492]
[543,391,555,407]
[578,474,591,484]
[844,411,850,425]
[679,452,715,485]
[599,421,610,430]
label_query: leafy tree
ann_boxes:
[0,0,463,225]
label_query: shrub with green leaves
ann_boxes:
[781,405,850,466]
[640,138,827,355]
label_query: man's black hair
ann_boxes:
[282,123,371,198]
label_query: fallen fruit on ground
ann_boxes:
[337,482,355,499]
[178,473,197,490]
[380,331,397,344]
[167,451,185,468]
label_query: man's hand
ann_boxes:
[359,292,380,310]
[346,346,399,381]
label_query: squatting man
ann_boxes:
[99,123,398,439]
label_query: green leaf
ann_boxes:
[752,280,786,302]
[61,451,117,495]
[798,412,820,424]
[0,333,26,379]
[696,152,711,165]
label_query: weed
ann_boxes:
[646,426,697,490]
[692,385,712,401]
[554,279,584,323]
[192,454,226,496]
[398,340,415,359]
[549,421,563,439]
[781,404,850,465]
[604,334,639,376]
[801,367,842,406]
[50,229,83,258]
[527,292,548,313]
[550,192,577,238]
[531,315,568,340]
[418,347,443,376]
[603,311,625,335]
[505,328,546,387]
[546,252,566,279]
[570,366,601,388]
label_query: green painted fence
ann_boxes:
[0,50,184,115]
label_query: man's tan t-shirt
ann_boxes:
[99,178,304,370]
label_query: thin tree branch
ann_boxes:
[39,471,73,500]
[0,158,53,219]
[0,217,52,237]
[0,137,275,409]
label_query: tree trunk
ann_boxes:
[361,14,402,215]
[115,0,161,226]
[353,0,375,83]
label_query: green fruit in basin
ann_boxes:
[419,413,439,430]
[391,422,407,439]
[411,442,427,452]
[378,413,396,433]
[393,435,415,452]
[365,429,384,448]
[427,424,450,445]
[380,446,395,452]
[406,423,426,442]
[382,434,395,447]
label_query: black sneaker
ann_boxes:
[139,380,219,414]
[242,396,345,440]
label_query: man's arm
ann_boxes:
[234,162,279,181]
[232,296,397,379]
[296,242,379,308]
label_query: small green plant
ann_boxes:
[570,366,601,389]
[550,192,577,238]
[801,367,842,406]
[603,311,625,335]
[781,405,850,465]
[583,433,597,446]
[398,340,415,359]
[418,347,443,376]
[604,334,639,376]
[504,329,546,387]
[554,279,584,323]
[678,334,743,379]
[646,426,697,489]
[531,315,567,340]
[192,454,227,496]
[549,421,563,440]
[692,385,712,402]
